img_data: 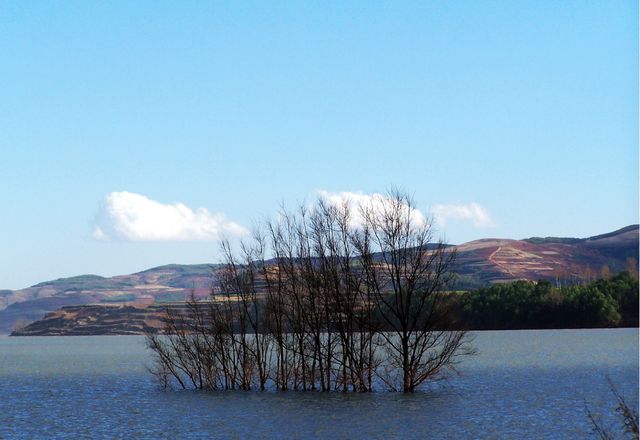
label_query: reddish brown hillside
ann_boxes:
[453,225,638,287]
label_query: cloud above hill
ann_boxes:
[430,202,495,228]
[317,190,494,230]
[92,191,248,241]
[317,190,428,229]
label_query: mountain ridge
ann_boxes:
[2,225,637,334]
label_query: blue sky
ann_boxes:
[1,1,637,289]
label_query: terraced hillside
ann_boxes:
[10,303,190,336]
[454,225,639,288]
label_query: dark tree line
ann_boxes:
[147,191,473,393]
[458,271,639,330]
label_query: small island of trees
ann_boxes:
[147,190,474,393]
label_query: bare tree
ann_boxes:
[146,295,221,390]
[353,189,473,392]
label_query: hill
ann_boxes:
[2,225,637,334]
[10,303,186,336]
[454,225,638,288]
[0,264,220,334]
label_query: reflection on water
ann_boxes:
[0,329,637,439]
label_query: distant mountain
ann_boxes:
[524,225,639,244]
[0,264,220,334]
[1,225,637,334]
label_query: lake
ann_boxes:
[0,329,637,439]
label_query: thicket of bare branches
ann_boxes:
[587,378,639,440]
[147,190,473,393]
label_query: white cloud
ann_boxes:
[317,190,428,229]
[430,203,495,228]
[92,191,248,241]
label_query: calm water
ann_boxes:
[0,329,637,439]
